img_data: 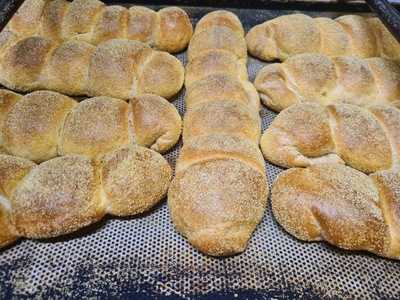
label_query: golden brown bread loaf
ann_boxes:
[6,0,193,53]
[0,146,172,247]
[261,103,400,174]
[272,164,400,260]
[0,36,184,99]
[0,89,181,162]
[254,54,400,112]
[246,14,400,61]
[168,11,269,256]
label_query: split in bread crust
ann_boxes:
[0,146,172,247]
[254,54,400,112]
[261,103,400,174]
[0,37,184,99]
[0,89,182,162]
[6,0,193,53]
[168,10,269,256]
[272,164,400,260]
[246,14,400,61]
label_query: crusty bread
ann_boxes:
[0,37,184,99]
[6,0,193,53]
[0,145,172,246]
[246,14,400,61]
[272,163,400,260]
[0,89,182,162]
[254,54,400,112]
[260,103,400,174]
[168,11,268,256]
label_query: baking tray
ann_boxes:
[1,1,400,299]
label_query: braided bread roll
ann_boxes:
[246,14,400,61]
[0,146,172,248]
[168,11,269,256]
[254,54,400,112]
[6,0,193,53]
[272,164,400,260]
[0,89,181,162]
[261,103,400,174]
[0,36,184,99]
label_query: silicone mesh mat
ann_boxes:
[1,5,400,299]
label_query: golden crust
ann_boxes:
[169,159,268,256]
[195,10,244,36]
[2,91,77,163]
[101,146,172,216]
[0,204,18,248]
[127,6,157,44]
[60,97,130,159]
[130,94,182,153]
[40,0,69,41]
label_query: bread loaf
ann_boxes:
[0,37,184,99]
[6,0,193,53]
[168,11,268,256]
[272,163,400,260]
[254,54,400,112]
[246,14,400,61]
[0,89,181,162]
[0,145,172,248]
[261,103,400,174]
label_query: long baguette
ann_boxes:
[254,54,400,112]
[260,103,400,174]
[0,37,184,99]
[272,164,400,260]
[6,0,193,53]
[168,11,268,256]
[246,14,400,61]
[0,89,181,162]
[0,146,172,248]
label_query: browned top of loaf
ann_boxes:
[128,6,156,43]
[11,155,104,239]
[195,10,244,36]
[40,0,69,41]
[0,90,21,126]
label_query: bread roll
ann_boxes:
[254,54,400,111]
[0,90,182,162]
[272,164,400,260]
[246,14,400,61]
[168,11,268,256]
[0,145,172,247]
[7,0,193,53]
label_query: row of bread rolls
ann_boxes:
[0,89,181,162]
[0,146,172,248]
[6,0,193,53]
[168,11,269,256]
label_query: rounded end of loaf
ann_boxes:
[138,50,184,99]
[0,203,18,249]
[154,7,193,53]
[130,94,182,153]
[195,10,244,36]
[2,91,77,163]
[60,96,130,160]
[168,158,268,256]
[101,145,172,217]
[8,0,46,36]
[246,24,279,61]
[11,155,105,239]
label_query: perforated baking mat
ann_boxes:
[0,4,399,299]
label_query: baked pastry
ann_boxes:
[168,11,269,256]
[0,145,172,248]
[6,0,193,53]
[246,14,400,61]
[260,103,400,174]
[254,54,400,111]
[0,89,181,162]
[0,37,184,99]
[272,164,400,260]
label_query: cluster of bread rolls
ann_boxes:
[6,0,193,53]
[0,89,181,162]
[0,146,172,248]
[0,36,184,99]
[254,54,400,112]
[272,164,400,260]
[261,103,400,174]
[246,14,400,61]
[168,11,269,256]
